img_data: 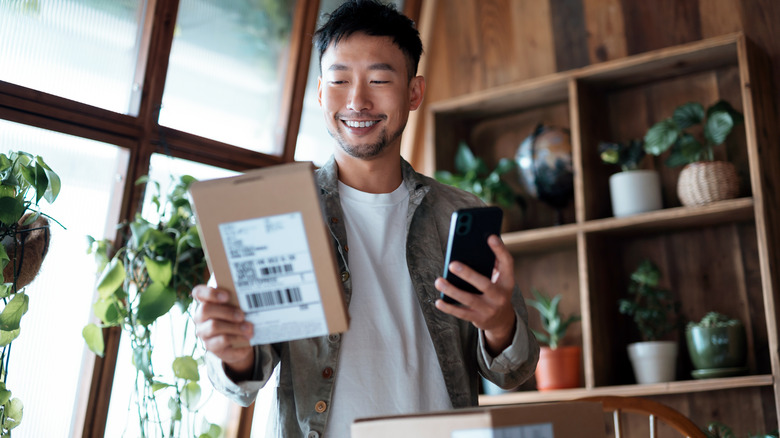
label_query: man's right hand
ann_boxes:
[192,285,255,381]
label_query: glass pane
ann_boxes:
[0,119,129,437]
[0,0,148,115]
[160,0,298,155]
[294,0,405,167]
[104,154,239,438]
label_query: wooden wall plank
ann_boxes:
[582,0,628,63]
[549,0,590,71]
[508,0,557,82]
[618,0,702,55]
[698,0,743,38]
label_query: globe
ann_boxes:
[515,124,574,212]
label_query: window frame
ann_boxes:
[0,0,422,436]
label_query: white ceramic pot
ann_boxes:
[609,170,663,217]
[627,340,678,384]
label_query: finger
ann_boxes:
[202,334,253,359]
[194,301,246,325]
[446,261,494,295]
[434,277,484,309]
[196,318,253,341]
[192,284,230,304]
[488,235,515,288]
[434,298,477,323]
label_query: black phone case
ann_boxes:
[441,206,503,304]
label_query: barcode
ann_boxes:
[260,264,294,277]
[245,287,303,309]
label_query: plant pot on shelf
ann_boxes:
[609,170,663,217]
[686,322,747,379]
[627,341,678,384]
[535,345,582,391]
[677,161,739,206]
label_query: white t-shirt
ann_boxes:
[324,181,452,437]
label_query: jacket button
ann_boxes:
[328,334,340,343]
[330,217,338,224]
[307,432,320,438]
[341,271,350,282]
[315,400,327,413]
[344,244,349,252]
[322,367,333,379]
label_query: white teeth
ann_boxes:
[344,120,378,128]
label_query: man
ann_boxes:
[192,1,539,436]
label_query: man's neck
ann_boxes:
[334,152,403,194]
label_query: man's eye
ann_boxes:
[330,80,346,85]
[371,80,390,84]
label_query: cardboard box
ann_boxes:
[352,401,606,438]
[189,162,349,345]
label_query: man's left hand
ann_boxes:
[434,234,517,355]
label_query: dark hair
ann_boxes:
[313,0,423,81]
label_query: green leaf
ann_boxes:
[494,158,515,175]
[705,110,734,146]
[0,328,20,347]
[30,162,49,203]
[0,196,25,226]
[3,398,23,430]
[133,344,153,378]
[129,219,152,247]
[92,297,122,325]
[36,156,61,203]
[172,356,200,381]
[82,323,105,357]
[151,381,171,392]
[168,396,182,421]
[0,244,9,273]
[144,256,172,286]
[199,421,222,438]
[0,292,29,331]
[672,102,704,130]
[181,381,201,409]
[96,257,126,299]
[136,282,176,325]
[454,142,478,174]
[0,384,10,405]
[644,119,680,156]
[0,284,11,300]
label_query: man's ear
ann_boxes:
[317,76,323,107]
[409,75,425,111]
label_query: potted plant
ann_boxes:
[618,259,681,384]
[643,100,744,206]
[526,288,582,391]
[706,421,779,438]
[686,312,747,378]
[0,150,60,435]
[82,175,221,438]
[435,142,521,231]
[599,139,663,217]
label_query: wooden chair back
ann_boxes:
[576,395,707,438]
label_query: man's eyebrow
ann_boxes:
[326,63,396,72]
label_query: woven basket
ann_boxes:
[677,161,740,207]
[2,214,50,289]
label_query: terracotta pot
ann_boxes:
[677,161,739,206]
[535,345,581,391]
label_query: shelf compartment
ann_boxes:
[478,374,773,405]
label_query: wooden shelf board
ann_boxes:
[428,72,570,119]
[574,33,740,89]
[583,197,755,235]
[502,223,579,254]
[479,374,774,406]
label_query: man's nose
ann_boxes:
[346,82,372,112]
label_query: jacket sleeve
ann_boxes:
[204,344,280,407]
[477,284,540,389]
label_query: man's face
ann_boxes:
[317,32,424,161]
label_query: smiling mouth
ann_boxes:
[342,120,380,128]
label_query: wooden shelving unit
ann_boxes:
[429,32,780,431]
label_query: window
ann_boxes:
[0,1,420,436]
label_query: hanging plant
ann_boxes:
[82,175,220,438]
[0,150,61,436]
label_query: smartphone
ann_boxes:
[440,206,503,305]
